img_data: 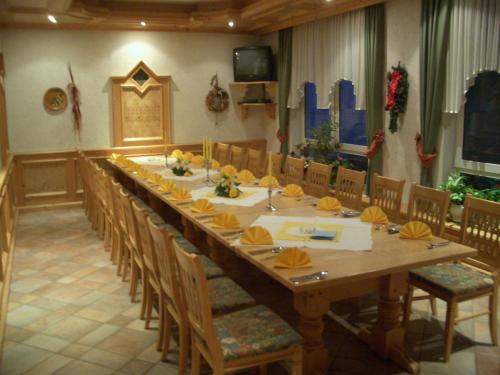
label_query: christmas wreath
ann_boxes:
[385,63,409,133]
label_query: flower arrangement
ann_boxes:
[215,172,242,198]
[171,156,193,177]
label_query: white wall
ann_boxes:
[1,29,271,153]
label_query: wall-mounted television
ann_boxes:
[233,46,273,82]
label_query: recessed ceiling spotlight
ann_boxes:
[47,15,57,24]
[140,21,146,27]
[228,20,235,28]
[325,0,333,2]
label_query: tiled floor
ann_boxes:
[1,208,499,375]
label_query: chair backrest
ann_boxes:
[304,161,332,198]
[246,148,265,177]
[229,145,246,170]
[214,143,230,166]
[101,171,115,217]
[266,153,283,177]
[118,188,139,250]
[284,156,305,186]
[335,167,366,210]
[131,200,159,279]
[369,173,405,223]
[110,179,127,233]
[173,239,223,366]
[407,183,450,237]
[460,195,500,271]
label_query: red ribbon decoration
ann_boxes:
[415,132,438,167]
[365,129,385,159]
[385,71,402,111]
[276,129,287,144]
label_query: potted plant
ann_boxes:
[438,172,475,222]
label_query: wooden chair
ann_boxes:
[214,142,230,166]
[335,167,366,210]
[284,156,305,186]
[109,179,129,278]
[229,145,247,170]
[304,161,332,198]
[148,221,257,372]
[173,239,303,375]
[246,148,265,177]
[369,173,405,223]
[404,196,499,361]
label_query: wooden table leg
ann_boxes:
[206,236,225,264]
[294,290,331,375]
[359,272,419,374]
[181,217,196,243]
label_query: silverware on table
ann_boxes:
[195,213,217,220]
[220,230,244,237]
[342,210,360,218]
[387,225,400,234]
[249,246,284,256]
[175,200,192,205]
[289,271,329,285]
[428,241,451,249]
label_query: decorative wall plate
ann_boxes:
[43,87,68,112]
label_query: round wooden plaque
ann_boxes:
[43,87,68,112]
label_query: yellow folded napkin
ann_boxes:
[221,164,238,177]
[259,175,279,188]
[136,168,151,178]
[147,173,163,185]
[110,153,122,161]
[191,155,204,166]
[240,226,273,245]
[126,161,140,171]
[171,149,183,159]
[190,199,214,213]
[170,187,192,201]
[158,180,177,194]
[274,248,312,269]
[211,159,220,169]
[212,213,240,229]
[282,184,304,197]
[360,206,389,224]
[183,152,194,162]
[237,169,256,183]
[399,221,433,240]
[316,196,342,212]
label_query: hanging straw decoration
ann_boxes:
[67,64,82,141]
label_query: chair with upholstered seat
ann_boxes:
[335,167,366,210]
[148,220,256,371]
[284,156,305,186]
[173,238,303,375]
[304,161,332,198]
[214,142,230,166]
[404,195,499,361]
[229,145,247,170]
[369,173,405,223]
[246,148,265,177]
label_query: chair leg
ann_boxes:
[291,346,303,375]
[145,281,153,329]
[130,261,138,302]
[489,293,498,346]
[178,321,189,375]
[191,339,201,375]
[161,309,173,362]
[121,244,130,282]
[139,268,147,320]
[444,301,457,362]
[157,294,164,352]
[430,296,438,317]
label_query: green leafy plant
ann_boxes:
[214,173,241,198]
[311,120,340,164]
[330,156,352,186]
[438,172,475,205]
[473,188,500,203]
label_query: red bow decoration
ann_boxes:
[415,133,438,167]
[365,129,385,159]
[385,71,402,111]
[276,129,287,144]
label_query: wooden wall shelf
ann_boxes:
[238,102,276,120]
[230,81,277,120]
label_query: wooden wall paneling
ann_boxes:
[0,57,9,167]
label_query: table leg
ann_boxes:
[182,217,196,243]
[294,290,330,375]
[206,236,224,264]
[359,272,419,374]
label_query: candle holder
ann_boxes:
[203,158,214,185]
[265,181,277,212]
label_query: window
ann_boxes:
[338,80,367,148]
[304,82,330,139]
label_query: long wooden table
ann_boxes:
[109,157,476,374]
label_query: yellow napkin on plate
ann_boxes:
[183,152,194,162]
[110,153,121,161]
[399,221,433,240]
[221,164,238,177]
[212,213,240,229]
[211,159,220,169]
[274,248,312,269]
[126,161,140,171]
[170,187,192,201]
[360,206,389,224]
[190,199,214,213]
[147,173,163,185]
[240,226,273,245]
[158,180,177,194]
[136,168,151,178]
[282,184,304,197]
[259,175,279,188]
[237,169,255,183]
[191,155,204,166]
[316,196,342,212]
[171,149,183,159]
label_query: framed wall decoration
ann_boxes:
[43,87,68,113]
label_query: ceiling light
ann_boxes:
[228,20,235,28]
[47,15,57,24]
[140,21,146,27]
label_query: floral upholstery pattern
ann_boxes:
[214,305,302,361]
[411,263,494,295]
[199,255,225,279]
[208,277,255,315]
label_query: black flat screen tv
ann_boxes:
[233,46,273,82]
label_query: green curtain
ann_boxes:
[277,28,293,154]
[420,0,452,186]
[364,4,385,194]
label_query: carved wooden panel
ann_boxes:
[112,61,171,147]
[23,159,66,196]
